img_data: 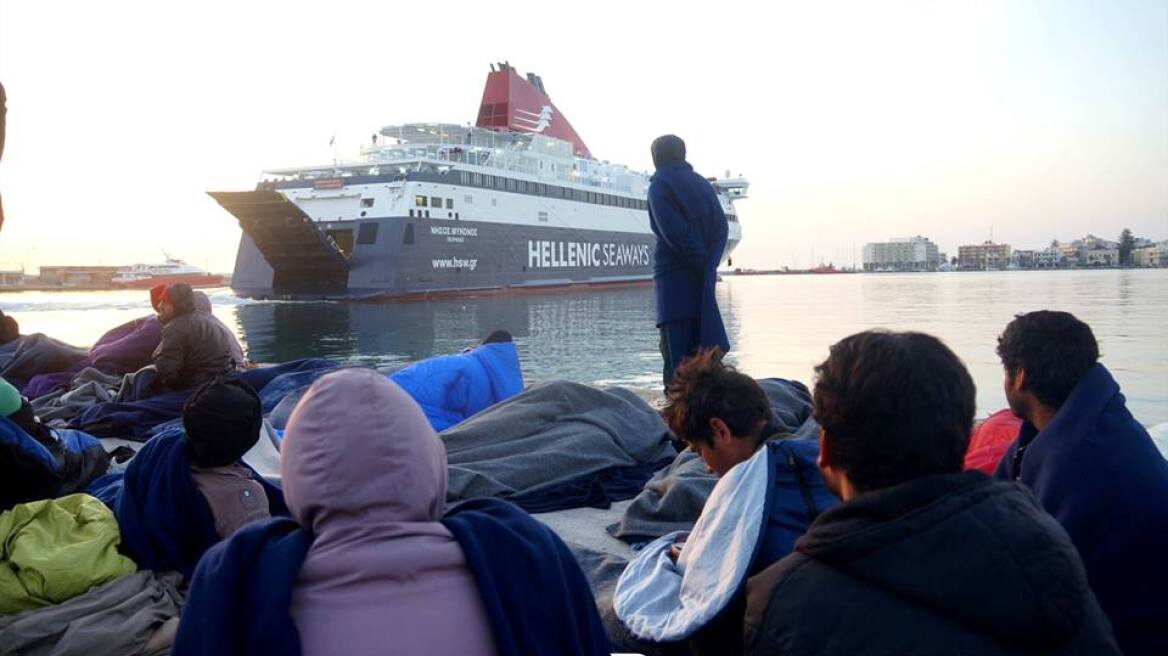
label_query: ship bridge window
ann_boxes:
[445,198,454,209]
[357,222,379,245]
[538,211,548,222]
[430,196,442,207]
[414,195,426,207]
[360,198,375,208]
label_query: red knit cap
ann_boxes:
[150,284,168,311]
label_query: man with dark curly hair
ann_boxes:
[994,311,1168,656]
[661,348,772,478]
[743,330,1121,656]
[613,348,835,656]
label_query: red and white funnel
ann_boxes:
[475,63,592,159]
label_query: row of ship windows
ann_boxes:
[454,171,649,211]
[386,193,732,224]
[414,195,455,209]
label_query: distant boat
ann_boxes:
[110,259,224,289]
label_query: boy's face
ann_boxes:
[684,417,755,477]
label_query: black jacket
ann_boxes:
[744,471,1121,656]
[152,309,241,391]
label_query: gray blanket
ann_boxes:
[30,368,123,425]
[0,571,183,656]
[442,381,676,502]
[608,378,818,542]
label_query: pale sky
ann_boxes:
[1,0,1166,273]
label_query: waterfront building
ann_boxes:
[37,266,121,288]
[1080,234,1118,251]
[1034,248,1062,269]
[1085,249,1119,267]
[1133,243,1168,268]
[862,236,940,272]
[1058,242,1084,265]
[1010,250,1036,269]
[958,241,1012,271]
[0,269,24,288]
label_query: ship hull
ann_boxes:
[231,215,739,301]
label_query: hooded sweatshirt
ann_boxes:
[193,291,246,366]
[744,471,1120,656]
[282,368,497,656]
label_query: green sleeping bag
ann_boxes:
[0,493,136,614]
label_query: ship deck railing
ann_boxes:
[263,153,647,196]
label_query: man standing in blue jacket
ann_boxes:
[995,310,1168,656]
[647,135,730,390]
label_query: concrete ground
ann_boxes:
[535,500,636,558]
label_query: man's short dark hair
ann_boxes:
[182,377,262,468]
[813,331,975,493]
[661,348,771,447]
[996,311,1098,409]
[165,283,196,314]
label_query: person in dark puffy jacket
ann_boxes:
[744,331,1121,656]
[151,284,243,391]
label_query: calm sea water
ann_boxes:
[3,269,1166,425]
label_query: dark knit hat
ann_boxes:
[182,377,262,468]
[482,330,513,344]
[651,134,686,168]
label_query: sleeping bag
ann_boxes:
[390,341,523,431]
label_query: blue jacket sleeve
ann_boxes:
[648,184,708,270]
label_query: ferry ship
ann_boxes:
[211,63,747,300]
[111,259,224,290]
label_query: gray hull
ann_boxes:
[231,214,668,300]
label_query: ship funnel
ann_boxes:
[475,65,592,159]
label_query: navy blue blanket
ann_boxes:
[112,425,286,579]
[0,333,89,391]
[508,456,677,514]
[0,415,109,511]
[646,161,729,353]
[174,517,310,656]
[72,358,337,441]
[996,363,1168,656]
[442,498,612,656]
[175,498,610,656]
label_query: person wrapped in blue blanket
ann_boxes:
[994,312,1168,656]
[0,376,110,511]
[112,377,285,578]
[388,330,524,431]
[611,350,837,656]
[174,368,609,656]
